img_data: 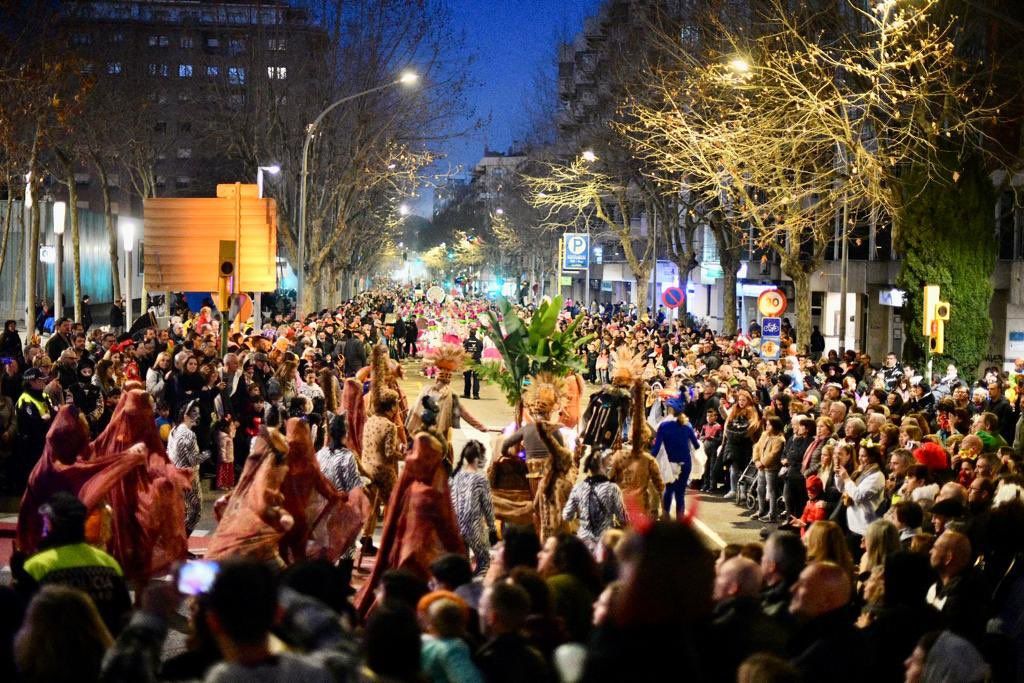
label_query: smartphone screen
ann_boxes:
[177,560,219,596]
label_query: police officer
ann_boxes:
[15,367,55,489]
[462,327,483,400]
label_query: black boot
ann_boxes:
[360,536,378,557]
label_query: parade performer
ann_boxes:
[355,430,465,617]
[581,348,642,451]
[406,343,488,459]
[340,377,366,456]
[166,400,209,536]
[502,372,577,539]
[205,422,294,564]
[607,382,665,522]
[360,383,405,556]
[279,417,359,564]
[16,406,146,555]
[88,389,190,582]
[359,343,409,445]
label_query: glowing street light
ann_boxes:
[398,71,419,85]
[581,149,598,163]
[256,164,280,199]
[494,207,504,215]
[52,201,66,319]
[399,204,411,216]
[728,57,752,75]
[119,217,136,324]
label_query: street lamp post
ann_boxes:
[120,217,135,327]
[254,164,280,331]
[297,71,418,313]
[52,201,66,321]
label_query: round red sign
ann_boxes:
[757,289,788,317]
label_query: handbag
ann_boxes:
[689,444,706,482]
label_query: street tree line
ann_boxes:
[517,0,1021,355]
[0,0,473,321]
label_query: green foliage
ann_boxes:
[895,153,996,375]
[475,296,595,408]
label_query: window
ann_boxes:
[180,36,193,49]
[158,91,168,104]
[156,152,167,160]
[76,201,89,210]
[267,38,285,51]
[178,121,192,133]
[177,147,192,159]
[154,120,167,133]
[175,176,190,189]
[229,38,245,54]
[155,176,167,188]
[148,35,169,47]
[74,173,91,186]
[110,202,120,214]
[177,91,191,103]
[107,173,120,188]
[267,66,286,80]
[148,63,169,77]
[71,33,92,46]
[227,66,246,84]
[178,64,193,78]
[106,62,123,75]
[109,32,124,44]
[229,94,244,108]
[206,65,219,77]
[205,36,220,48]
[81,62,95,74]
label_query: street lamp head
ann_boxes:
[53,201,66,235]
[261,164,281,175]
[494,207,504,215]
[728,57,752,75]
[399,204,411,216]
[119,217,136,252]
[581,150,598,163]
[398,71,419,86]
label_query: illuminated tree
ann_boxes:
[623,0,991,343]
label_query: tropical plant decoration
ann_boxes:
[476,296,594,418]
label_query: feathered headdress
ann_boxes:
[522,371,565,420]
[611,347,645,386]
[428,343,466,372]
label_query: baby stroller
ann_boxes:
[736,460,759,510]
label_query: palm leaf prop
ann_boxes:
[476,296,595,414]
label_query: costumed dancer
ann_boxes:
[358,343,410,446]
[205,416,294,564]
[607,381,666,523]
[16,405,146,555]
[502,372,577,540]
[563,449,626,551]
[360,382,405,557]
[340,377,366,456]
[355,430,465,617]
[450,440,497,575]
[88,390,190,583]
[406,343,488,463]
[167,399,210,537]
[581,348,642,452]
[279,417,359,564]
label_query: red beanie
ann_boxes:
[913,441,949,470]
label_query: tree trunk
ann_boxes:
[93,154,121,300]
[68,170,82,322]
[720,252,740,336]
[633,263,652,314]
[790,269,812,352]
[0,193,13,281]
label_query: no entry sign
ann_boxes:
[662,286,685,309]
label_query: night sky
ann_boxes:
[414,0,600,215]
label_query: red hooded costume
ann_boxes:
[16,406,146,555]
[355,432,465,617]
[89,390,190,581]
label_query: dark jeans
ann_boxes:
[463,370,480,398]
[703,442,723,490]
[663,460,692,519]
[783,474,807,522]
[404,339,417,357]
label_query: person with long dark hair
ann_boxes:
[167,400,208,536]
[450,440,497,575]
[563,451,625,550]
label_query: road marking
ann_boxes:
[691,515,727,549]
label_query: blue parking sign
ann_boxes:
[562,233,590,271]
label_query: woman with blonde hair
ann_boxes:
[858,518,900,589]
[723,388,761,500]
[805,520,856,582]
[14,585,113,683]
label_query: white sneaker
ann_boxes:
[724,490,737,499]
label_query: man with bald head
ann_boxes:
[709,556,786,683]
[927,530,991,647]
[787,561,867,682]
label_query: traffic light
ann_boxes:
[922,285,950,355]
[217,240,236,312]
